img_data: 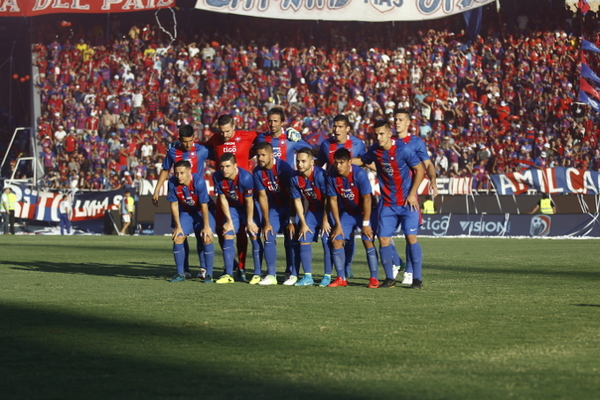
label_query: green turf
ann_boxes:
[1,236,599,400]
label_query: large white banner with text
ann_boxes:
[194,0,494,22]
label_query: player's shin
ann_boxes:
[223,238,235,275]
[366,246,379,280]
[264,232,277,276]
[173,242,186,274]
[379,245,395,279]
[408,242,423,280]
[300,243,313,274]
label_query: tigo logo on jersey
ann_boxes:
[530,215,551,237]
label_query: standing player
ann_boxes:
[355,120,425,289]
[152,124,211,279]
[393,109,437,285]
[254,107,310,280]
[316,114,366,279]
[213,153,262,284]
[289,147,333,287]
[326,148,380,288]
[58,194,72,235]
[167,160,215,283]
[254,107,310,164]
[253,142,296,285]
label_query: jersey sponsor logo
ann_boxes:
[273,147,282,158]
[381,162,394,177]
[223,146,237,153]
[341,188,355,201]
[303,187,317,200]
[266,181,280,193]
[228,189,239,201]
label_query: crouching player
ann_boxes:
[289,147,333,287]
[167,160,215,283]
[213,153,262,284]
[326,148,380,288]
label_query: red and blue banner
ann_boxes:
[490,167,600,195]
[0,0,174,17]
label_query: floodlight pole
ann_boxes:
[0,127,25,177]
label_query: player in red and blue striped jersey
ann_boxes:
[166,160,215,283]
[316,114,366,279]
[153,124,211,279]
[325,148,380,288]
[356,119,425,289]
[254,107,310,164]
[213,153,262,284]
[394,109,438,286]
[289,147,333,287]
[253,142,296,285]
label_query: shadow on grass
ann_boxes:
[426,263,600,280]
[574,304,600,307]
[0,303,374,400]
[3,260,170,279]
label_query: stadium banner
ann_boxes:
[0,0,174,17]
[194,0,496,22]
[4,184,122,225]
[417,213,600,237]
[490,167,600,195]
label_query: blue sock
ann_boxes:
[391,241,404,268]
[380,245,395,279]
[173,242,185,274]
[183,239,190,271]
[366,246,379,279]
[405,244,413,274]
[332,247,346,279]
[322,239,333,275]
[408,242,423,280]
[344,237,355,276]
[251,238,263,275]
[223,238,235,275]
[203,242,214,276]
[300,243,312,274]
[264,232,277,276]
[286,240,299,276]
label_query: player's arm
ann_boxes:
[422,158,438,198]
[257,189,273,240]
[328,195,343,240]
[244,195,259,236]
[219,194,234,236]
[170,201,184,241]
[294,197,312,241]
[152,168,169,206]
[352,156,376,171]
[200,201,213,243]
[360,193,373,240]
[407,163,425,211]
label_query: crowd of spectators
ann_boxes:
[29,4,600,192]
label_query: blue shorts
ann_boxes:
[377,204,419,238]
[223,206,260,236]
[178,210,216,237]
[296,209,328,243]
[334,210,377,242]
[262,206,290,235]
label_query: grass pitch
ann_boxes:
[1,235,599,400]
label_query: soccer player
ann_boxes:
[254,107,309,281]
[213,153,262,284]
[289,147,333,287]
[316,114,366,279]
[254,107,310,164]
[355,119,425,289]
[253,142,296,285]
[152,124,210,279]
[326,148,380,288]
[167,160,215,283]
[393,109,437,285]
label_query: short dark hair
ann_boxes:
[333,114,350,127]
[296,147,314,159]
[174,159,191,169]
[373,119,390,130]
[267,107,285,121]
[219,152,237,164]
[255,141,273,153]
[178,125,194,138]
[394,108,412,118]
[333,148,351,161]
[217,114,234,126]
